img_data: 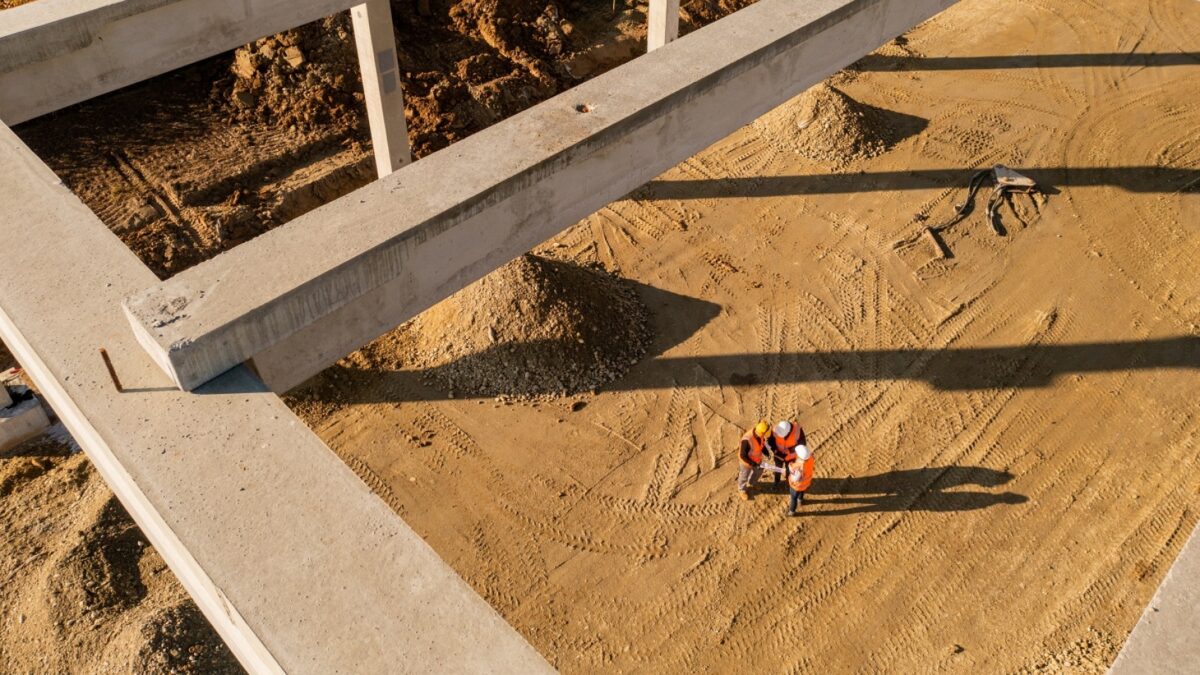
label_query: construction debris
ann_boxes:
[923,164,1044,258]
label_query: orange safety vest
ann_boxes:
[773,424,802,462]
[740,430,766,468]
[788,454,815,492]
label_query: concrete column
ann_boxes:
[648,0,680,51]
[351,0,412,177]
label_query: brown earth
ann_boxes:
[13,0,747,279]
[752,82,928,167]
[0,341,240,673]
[285,0,1200,672]
[6,0,1200,673]
[328,252,651,401]
[0,436,241,674]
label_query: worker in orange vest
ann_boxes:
[768,420,806,485]
[786,443,815,517]
[736,421,772,500]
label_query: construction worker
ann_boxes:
[737,421,771,500]
[768,419,806,484]
[786,443,815,517]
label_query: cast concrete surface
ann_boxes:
[0,0,360,125]
[0,123,552,673]
[1111,525,1200,674]
[350,0,412,177]
[123,0,960,392]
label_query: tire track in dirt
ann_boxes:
[1059,73,1200,329]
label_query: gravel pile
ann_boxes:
[399,253,652,399]
[753,83,902,166]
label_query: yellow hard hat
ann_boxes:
[754,421,770,437]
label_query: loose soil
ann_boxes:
[6,0,1200,672]
[0,416,240,673]
[752,82,927,167]
[13,0,749,279]
[344,253,651,400]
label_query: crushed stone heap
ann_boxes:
[753,83,903,166]
[401,253,652,399]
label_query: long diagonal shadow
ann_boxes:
[855,52,1200,71]
[646,167,1200,200]
[755,466,1027,516]
[284,273,1197,404]
[310,335,1199,403]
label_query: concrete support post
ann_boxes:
[648,0,680,51]
[351,0,412,178]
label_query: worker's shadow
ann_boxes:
[762,465,1026,515]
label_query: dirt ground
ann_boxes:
[288,0,1200,672]
[14,0,749,278]
[4,0,1200,672]
[0,358,240,673]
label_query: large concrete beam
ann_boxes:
[351,0,412,177]
[0,0,360,125]
[0,122,552,674]
[124,0,960,392]
[647,0,680,52]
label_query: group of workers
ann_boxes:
[737,419,814,516]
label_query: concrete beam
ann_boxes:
[123,0,960,392]
[351,0,412,177]
[0,0,360,125]
[647,0,680,52]
[0,122,551,673]
[1110,523,1200,673]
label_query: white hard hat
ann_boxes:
[774,420,792,437]
[795,444,812,461]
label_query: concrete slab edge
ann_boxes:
[1110,519,1200,674]
[0,307,284,674]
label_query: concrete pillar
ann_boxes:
[648,0,680,52]
[351,0,412,178]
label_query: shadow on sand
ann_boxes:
[756,465,1027,516]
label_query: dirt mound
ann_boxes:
[0,432,241,674]
[395,254,651,399]
[134,602,239,674]
[753,83,905,166]
[217,14,364,132]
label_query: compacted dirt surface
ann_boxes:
[288,0,1200,671]
[5,0,1200,672]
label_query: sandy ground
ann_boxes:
[287,0,1200,672]
[0,366,240,673]
[3,0,1199,672]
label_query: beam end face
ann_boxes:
[122,283,237,392]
